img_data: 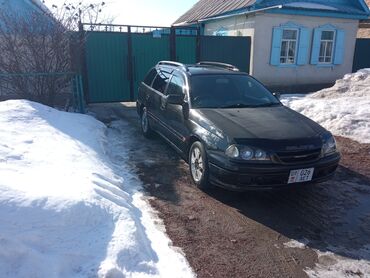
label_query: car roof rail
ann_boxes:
[196,61,239,72]
[157,61,188,71]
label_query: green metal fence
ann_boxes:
[353,39,370,72]
[82,23,251,104]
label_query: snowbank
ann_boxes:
[0,100,193,278]
[281,69,370,144]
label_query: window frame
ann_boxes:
[166,72,186,96]
[151,67,172,95]
[318,30,336,64]
[143,68,158,87]
[280,28,299,65]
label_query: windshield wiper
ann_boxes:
[221,103,255,109]
[253,103,281,108]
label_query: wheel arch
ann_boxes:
[186,134,203,162]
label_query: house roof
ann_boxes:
[0,0,50,16]
[174,0,370,25]
[30,0,51,14]
[174,0,256,25]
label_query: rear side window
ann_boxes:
[152,68,171,94]
[143,68,157,86]
[167,73,185,96]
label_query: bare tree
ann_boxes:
[0,1,106,107]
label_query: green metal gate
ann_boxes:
[82,24,251,103]
[132,33,171,100]
[353,39,370,73]
[85,32,130,103]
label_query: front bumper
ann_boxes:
[209,153,341,191]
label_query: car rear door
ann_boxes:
[150,67,172,135]
[138,68,157,111]
[164,71,189,151]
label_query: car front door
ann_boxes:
[164,71,189,152]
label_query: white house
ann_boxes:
[174,0,370,91]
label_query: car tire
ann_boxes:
[189,141,211,189]
[140,107,154,138]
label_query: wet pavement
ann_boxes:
[90,102,370,278]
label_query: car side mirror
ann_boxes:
[167,94,184,105]
[273,92,281,100]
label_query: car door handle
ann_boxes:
[160,96,167,110]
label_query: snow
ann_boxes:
[0,100,194,278]
[281,69,370,144]
[284,240,370,278]
[284,2,338,11]
[283,238,309,249]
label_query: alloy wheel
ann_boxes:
[190,146,204,182]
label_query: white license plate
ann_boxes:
[288,168,314,184]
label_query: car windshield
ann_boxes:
[189,74,280,109]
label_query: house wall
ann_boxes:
[203,12,359,89]
[252,13,359,88]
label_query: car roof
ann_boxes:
[156,62,248,76]
[185,65,247,76]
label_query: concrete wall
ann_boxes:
[252,13,359,87]
[203,12,359,89]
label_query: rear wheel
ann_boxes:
[140,107,153,138]
[189,141,211,189]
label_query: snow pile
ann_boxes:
[281,69,370,143]
[0,100,193,278]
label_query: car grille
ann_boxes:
[276,149,322,164]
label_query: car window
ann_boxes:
[143,68,157,86]
[167,73,185,96]
[189,74,280,109]
[152,68,171,94]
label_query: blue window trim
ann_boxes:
[280,27,299,65]
[270,21,308,67]
[317,29,336,65]
[311,24,344,67]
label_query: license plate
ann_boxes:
[288,168,314,184]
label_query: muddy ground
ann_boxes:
[90,103,370,278]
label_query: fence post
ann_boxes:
[170,26,177,61]
[127,26,135,101]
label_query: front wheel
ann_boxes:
[140,107,153,138]
[189,141,211,189]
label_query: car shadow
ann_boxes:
[205,165,370,262]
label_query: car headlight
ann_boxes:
[225,145,240,158]
[241,146,254,160]
[225,145,269,161]
[323,136,337,156]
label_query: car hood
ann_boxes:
[196,106,327,143]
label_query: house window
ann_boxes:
[280,29,298,64]
[319,30,335,63]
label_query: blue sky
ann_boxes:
[44,0,198,26]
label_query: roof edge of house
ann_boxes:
[174,0,370,26]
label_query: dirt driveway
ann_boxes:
[90,103,370,278]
